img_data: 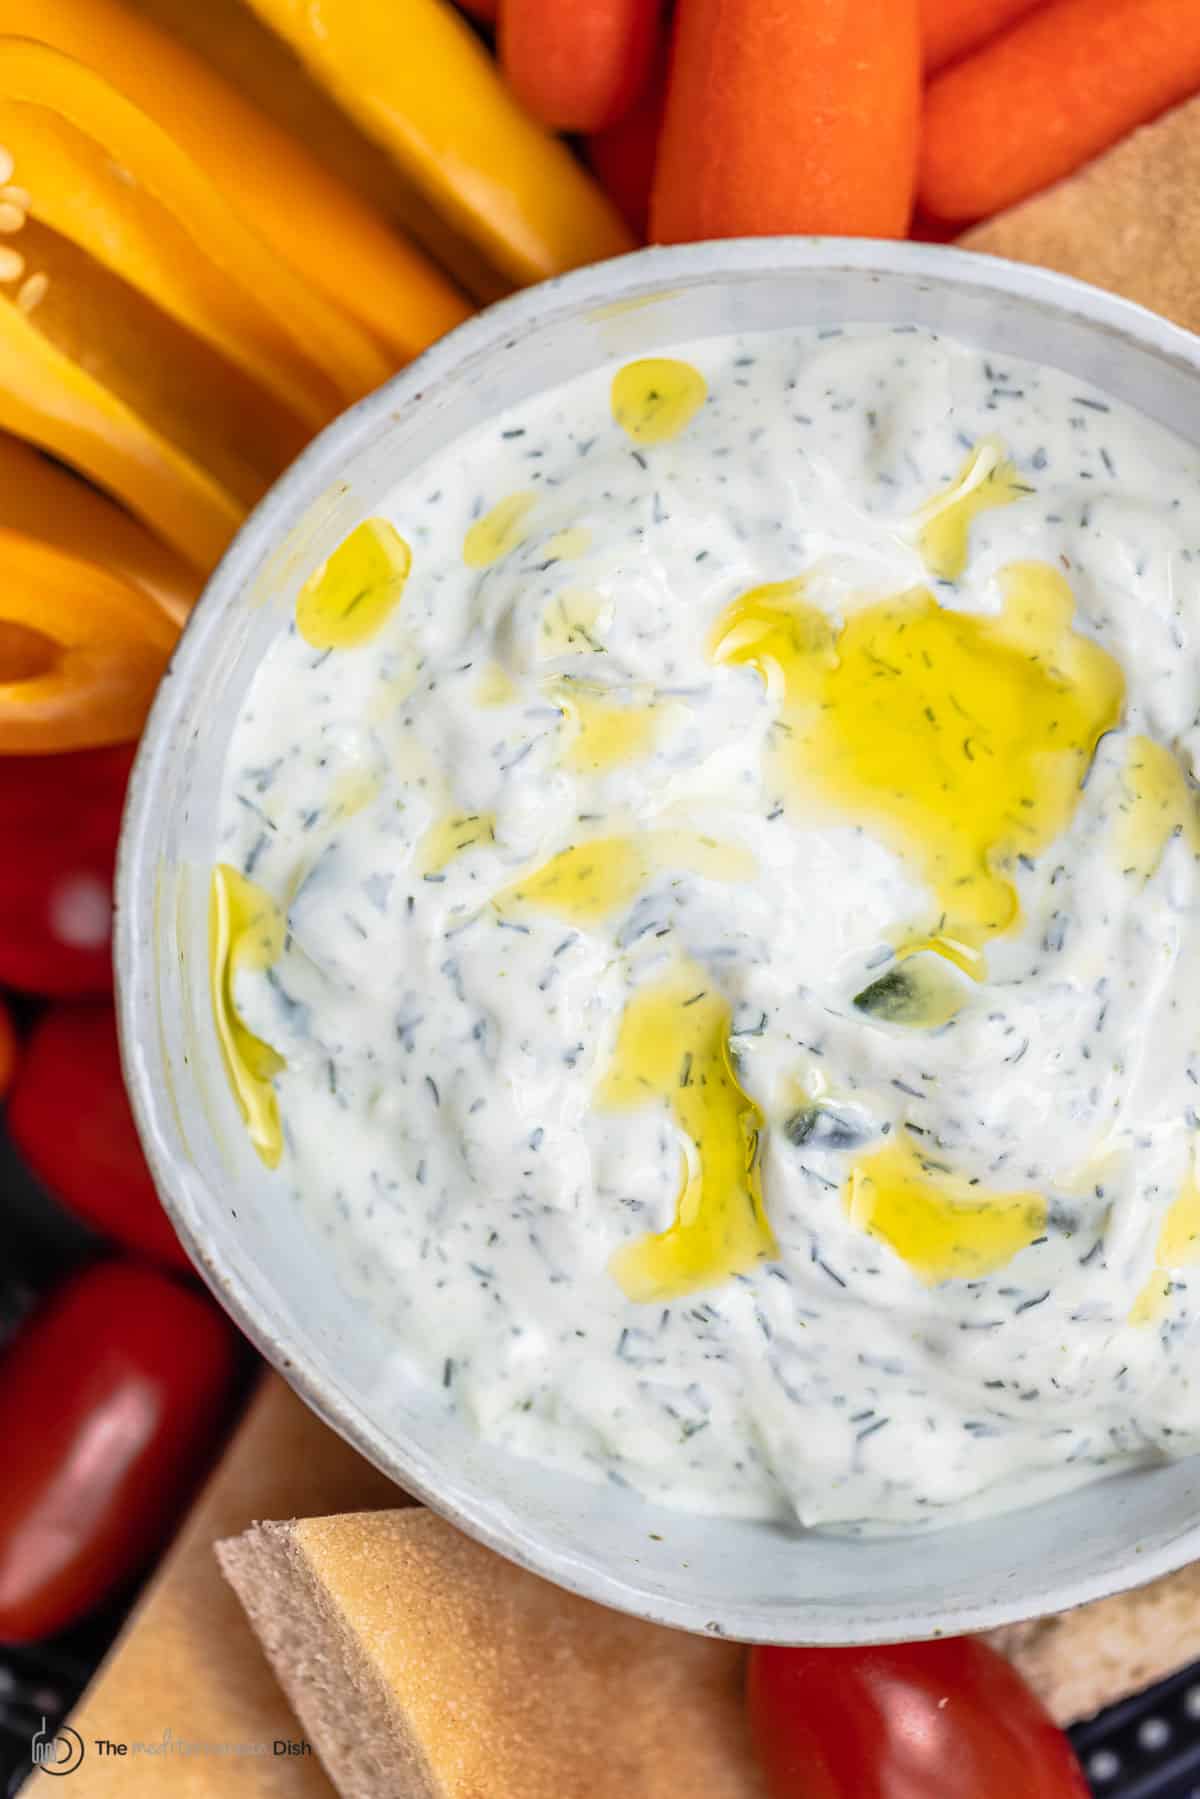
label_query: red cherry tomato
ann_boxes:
[747,1639,1089,1799]
[0,1260,239,1642]
[6,999,188,1269]
[0,995,14,1099]
[0,743,133,996]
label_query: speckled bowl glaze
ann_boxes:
[117,240,1200,1644]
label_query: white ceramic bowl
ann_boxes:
[117,239,1200,1644]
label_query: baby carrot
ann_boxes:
[921,0,1045,73]
[500,0,660,133]
[587,39,667,238]
[920,0,1200,221]
[650,0,921,243]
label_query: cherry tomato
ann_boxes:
[0,744,133,996]
[0,1261,239,1642]
[0,994,14,1099]
[6,999,188,1269]
[747,1639,1089,1799]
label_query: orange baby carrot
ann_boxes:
[921,0,1045,73]
[500,0,660,133]
[587,39,667,238]
[920,0,1200,221]
[650,0,921,244]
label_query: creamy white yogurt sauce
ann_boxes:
[215,324,1200,1530]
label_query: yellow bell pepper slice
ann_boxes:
[0,527,177,752]
[3,97,345,431]
[0,431,199,627]
[239,0,635,287]
[0,286,245,571]
[0,0,472,359]
[131,0,510,307]
[0,38,392,413]
[12,215,315,505]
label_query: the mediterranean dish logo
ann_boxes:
[30,1718,311,1774]
[30,1720,85,1778]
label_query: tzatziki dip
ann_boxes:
[213,323,1200,1531]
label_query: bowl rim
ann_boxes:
[117,236,1200,1643]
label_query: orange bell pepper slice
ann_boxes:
[0,0,472,360]
[0,431,199,629]
[0,527,178,753]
